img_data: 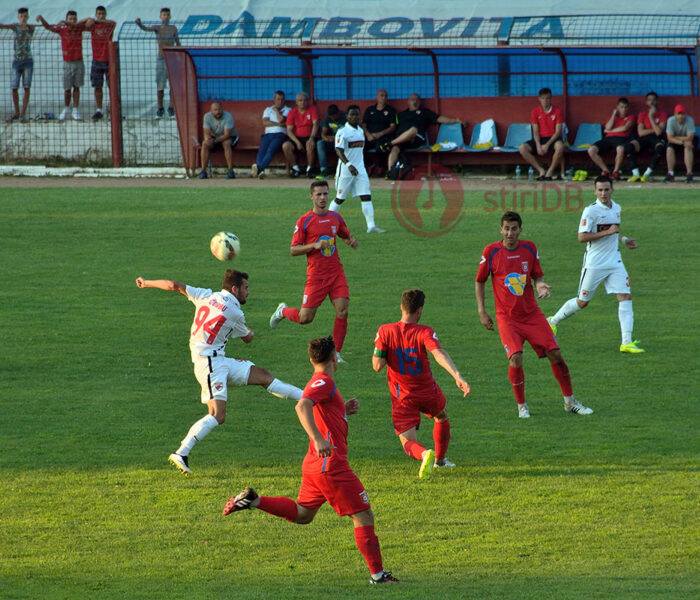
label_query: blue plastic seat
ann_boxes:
[496,123,532,152]
[432,122,467,151]
[570,123,602,151]
[465,120,498,152]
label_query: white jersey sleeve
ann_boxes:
[578,205,597,234]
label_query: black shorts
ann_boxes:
[399,132,427,150]
[668,136,698,152]
[524,136,561,153]
[592,136,629,153]
[636,134,665,152]
[90,60,109,88]
[212,135,239,151]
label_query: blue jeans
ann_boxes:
[12,59,33,89]
[316,139,335,171]
[256,132,288,171]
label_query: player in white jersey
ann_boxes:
[135,269,303,475]
[548,175,644,353]
[328,105,386,234]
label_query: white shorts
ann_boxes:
[335,166,370,199]
[193,354,254,403]
[578,263,630,301]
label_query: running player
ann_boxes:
[270,180,358,362]
[135,270,303,475]
[223,336,399,586]
[475,212,593,418]
[328,105,386,234]
[548,175,644,353]
[373,289,470,479]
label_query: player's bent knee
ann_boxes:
[434,409,448,421]
[577,299,589,309]
[508,352,523,368]
[351,508,374,527]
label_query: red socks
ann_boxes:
[333,317,348,352]
[281,307,300,323]
[550,360,573,397]
[257,496,298,523]
[354,525,384,574]
[433,419,450,460]
[508,365,526,405]
[402,439,427,460]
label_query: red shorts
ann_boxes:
[302,270,349,308]
[497,312,559,359]
[391,387,447,435]
[297,467,370,516]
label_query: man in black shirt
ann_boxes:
[362,89,397,176]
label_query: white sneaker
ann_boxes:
[419,449,435,479]
[434,458,456,468]
[269,302,286,328]
[518,403,531,418]
[251,164,258,178]
[564,399,593,415]
[59,108,70,121]
[336,352,347,364]
[168,453,192,475]
[367,226,387,234]
[72,108,82,121]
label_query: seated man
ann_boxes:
[251,90,290,180]
[199,101,238,180]
[282,92,320,178]
[379,93,462,171]
[587,97,635,181]
[665,104,696,183]
[627,91,667,182]
[518,87,565,181]
[362,89,397,175]
[316,104,346,178]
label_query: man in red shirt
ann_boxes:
[38,11,87,121]
[78,6,116,121]
[373,289,470,479]
[223,336,399,585]
[518,88,566,181]
[475,211,593,419]
[627,91,668,182]
[282,92,320,178]
[588,97,636,181]
[270,180,358,362]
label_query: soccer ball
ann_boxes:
[210,231,241,261]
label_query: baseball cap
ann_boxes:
[674,104,687,114]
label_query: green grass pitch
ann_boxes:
[0,183,698,599]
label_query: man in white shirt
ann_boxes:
[252,91,291,179]
[328,105,386,234]
[548,175,644,354]
[135,269,303,475]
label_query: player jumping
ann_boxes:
[223,336,399,586]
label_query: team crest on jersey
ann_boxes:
[522,261,529,273]
[359,490,369,504]
[504,272,527,296]
[331,226,337,235]
[318,235,336,257]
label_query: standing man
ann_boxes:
[627,91,667,182]
[135,8,180,119]
[665,104,696,183]
[373,289,470,479]
[475,212,593,419]
[282,92,320,178]
[587,97,636,181]
[0,7,36,122]
[328,105,386,234]
[269,180,358,363]
[251,90,290,179]
[198,101,239,180]
[135,270,303,475]
[518,87,565,181]
[80,6,116,121]
[361,88,397,174]
[223,336,399,586]
[548,175,644,354]
[316,104,346,178]
[37,11,88,121]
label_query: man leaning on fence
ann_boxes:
[199,102,239,180]
[0,7,36,122]
[78,6,116,121]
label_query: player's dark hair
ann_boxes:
[274,90,285,97]
[222,269,248,292]
[160,8,171,13]
[327,104,339,115]
[401,289,425,314]
[538,87,552,96]
[96,5,106,12]
[347,104,360,113]
[645,91,658,99]
[501,211,522,227]
[66,10,77,18]
[310,179,328,193]
[18,8,29,15]
[617,97,629,105]
[594,175,613,188]
[308,336,335,364]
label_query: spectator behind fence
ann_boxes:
[0,8,36,122]
[135,8,180,119]
[361,89,397,176]
[198,101,239,180]
[37,11,87,121]
[77,6,116,121]
[626,92,668,183]
[251,91,290,180]
[664,104,696,183]
[379,93,462,172]
[587,97,636,181]
[518,87,565,181]
[317,104,347,178]
[283,92,320,178]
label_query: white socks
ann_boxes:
[177,414,219,457]
[329,199,342,212]
[267,378,303,400]
[643,167,653,176]
[632,168,640,177]
[361,200,376,229]
[551,297,582,325]
[618,300,634,345]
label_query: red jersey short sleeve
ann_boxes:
[57,25,86,62]
[291,210,348,279]
[605,114,635,138]
[288,106,319,137]
[530,105,563,138]
[638,109,668,131]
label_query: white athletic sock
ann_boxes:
[643,167,653,176]
[618,300,634,345]
[632,168,640,177]
[329,199,342,212]
[267,378,303,400]
[176,414,219,456]
[669,170,674,176]
[361,201,376,229]
[551,297,582,325]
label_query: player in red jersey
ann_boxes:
[270,180,358,362]
[223,336,399,585]
[373,289,470,479]
[475,211,593,419]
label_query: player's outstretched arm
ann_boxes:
[295,397,335,457]
[135,277,187,295]
[533,277,551,299]
[36,15,57,32]
[430,348,470,397]
[475,280,494,330]
[620,234,637,249]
